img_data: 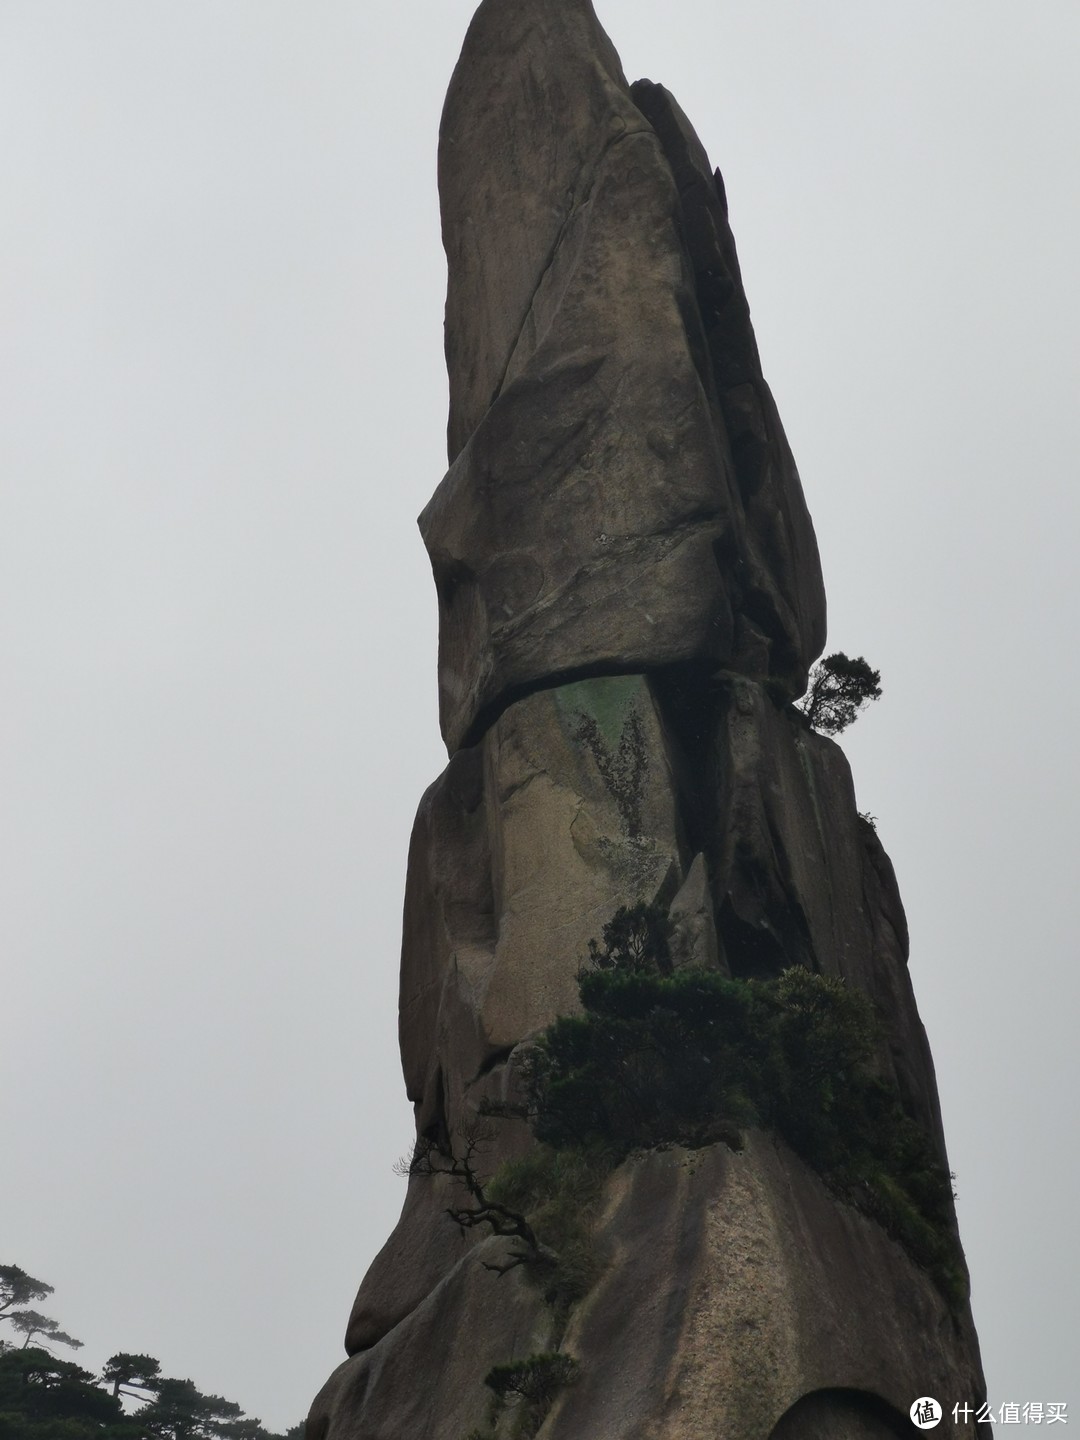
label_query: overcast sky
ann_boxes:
[2,1,1077,1430]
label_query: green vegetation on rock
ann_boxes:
[466,1352,580,1440]
[453,900,967,1437]
[522,906,967,1307]
[486,1148,609,1337]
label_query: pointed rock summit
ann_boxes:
[425,0,825,754]
[308,4,990,1437]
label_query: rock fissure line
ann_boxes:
[490,122,659,418]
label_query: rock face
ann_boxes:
[317,1140,985,1440]
[309,2,990,1437]
[423,0,825,753]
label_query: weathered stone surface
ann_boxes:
[440,0,647,461]
[768,1390,916,1440]
[427,129,737,751]
[398,672,685,1149]
[323,1139,988,1440]
[668,851,723,972]
[344,1048,538,1357]
[348,674,686,1355]
[425,0,825,754]
[707,674,874,981]
[397,744,494,1129]
[480,676,684,1048]
[698,675,944,1149]
[631,80,827,686]
[545,1138,986,1439]
[343,1170,480,1355]
[314,1237,549,1440]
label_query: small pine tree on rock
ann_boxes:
[798,652,881,735]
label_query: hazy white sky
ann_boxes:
[2,1,1078,1429]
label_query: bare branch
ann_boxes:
[404,1123,546,1265]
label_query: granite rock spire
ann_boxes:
[307,4,990,1436]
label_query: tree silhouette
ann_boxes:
[7,1308,83,1352]
[102,1351,163,1400]
[0,1265,53,1321]
[798,652,882,735]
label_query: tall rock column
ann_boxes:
[308,3,990,1437]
